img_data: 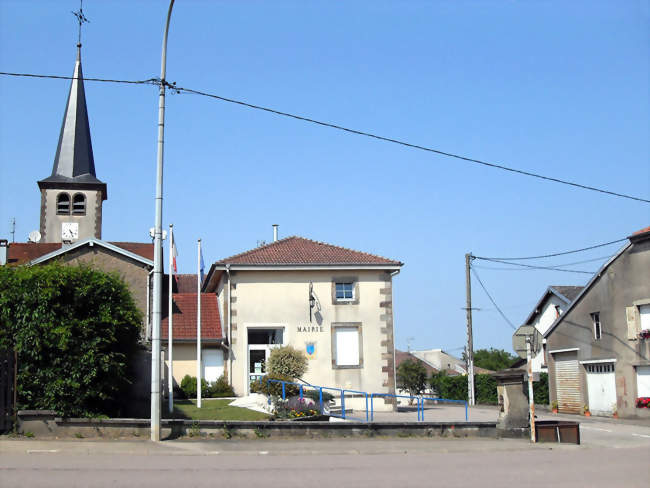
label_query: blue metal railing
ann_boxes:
[266,379,468,423]
[420,396,468,422]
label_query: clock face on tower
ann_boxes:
[61,222,79,241]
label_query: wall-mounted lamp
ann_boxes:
[309,282,316,322]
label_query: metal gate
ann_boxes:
[0,351,16,432]
[554,351,581,413]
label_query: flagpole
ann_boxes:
[167,224,174,414]
[197,238,202,408]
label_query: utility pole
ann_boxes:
[465,253,475,406]
[151,0,175,442]
[526,337,536,442]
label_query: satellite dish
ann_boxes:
[28,230,41,243]
[512,325,543,360]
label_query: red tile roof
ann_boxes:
[631,226,650,236]
[174,274,198,293]
[6,243,62,265]
[161,293,222,341]
[217,236,402,266]
[5,241,153,265]
[109,242,154,261]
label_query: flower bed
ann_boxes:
[636,397,650,408]
[272,396,328,421]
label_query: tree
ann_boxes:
[470,348,518,371]
[396,359,428,397]
[266,345,308,379]
[0,262,141,417]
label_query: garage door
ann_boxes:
[585,362,616,415]
[554,351,581,413]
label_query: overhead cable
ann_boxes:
[475,257,595,274]
[470,266,517,330]
[2,70,649,204]
[474,238,627,261]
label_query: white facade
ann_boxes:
[210,267,400,411]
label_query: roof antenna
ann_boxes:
[72,0,90,48]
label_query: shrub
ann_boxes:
[180,374,235,398]
[534,372,549,405]
[249,373,299,397]
[303,389,335,403]
[266,346,308,379]
[206,374,235,397]
[0,263,141,417]
[429,373,499,404]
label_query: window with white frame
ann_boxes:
[640,305,650,330]
[591,312,602,340]
[335,282,354,301]
[331,324,362,368]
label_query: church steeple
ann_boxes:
[37,42,107,243]
[38,45,105,189]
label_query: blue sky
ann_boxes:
[1,1,648,356]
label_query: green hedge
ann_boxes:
[179,374,234,398]
[429,371,550,406]
[0,263,141,417]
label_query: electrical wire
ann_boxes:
[474,238,627,261]
[0,71,158,85]
[2,70,649,204]
[172,85,650,204]
[472,254,613,273]
[474,257,595,274]
[470,266,517,330]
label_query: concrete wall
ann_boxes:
[40,188,102,243]
[546,238,650,418]
[222,269,396,410]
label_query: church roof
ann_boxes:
[5,240,153,266]
[38,46,106,199]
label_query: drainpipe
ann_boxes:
[390,269,400,408]
[226,264,233,386]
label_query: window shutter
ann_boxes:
[626,306,638,340]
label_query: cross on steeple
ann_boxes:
[72,0,89,47]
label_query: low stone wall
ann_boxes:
[16,410,517,440]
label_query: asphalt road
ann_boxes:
[2,413,649,488]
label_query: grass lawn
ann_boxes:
[166,399,270,421]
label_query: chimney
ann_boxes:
[0,239,8,266]
[272,224,279,242]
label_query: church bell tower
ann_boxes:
[37,43,107,243]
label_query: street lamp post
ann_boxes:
[151,0,175,442]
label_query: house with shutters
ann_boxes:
[201,235,403,411]
[544,226,650,418]
[520,285,583,373]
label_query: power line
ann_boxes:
[470,266,517,330]
[474,257,595,274]
[172,85,650,204]
[472,254,613,272]
[0,71,157,85]
[474,238,627,261]
[2,70,649,204]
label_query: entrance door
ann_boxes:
[586,362,616,415]
[247,327,284,393]
[554,351,581,413]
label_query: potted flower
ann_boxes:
[612,404,618,419]
[639,329,650,340]
[636,397,650,408]
[551,400,558,414]
[583,404,591,417]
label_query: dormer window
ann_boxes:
[56,193,71,215]
[72,193,86,215]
